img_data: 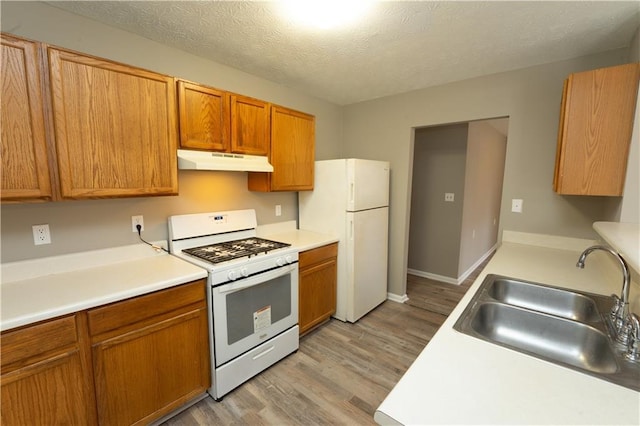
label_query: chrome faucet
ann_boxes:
[576,245,632,346]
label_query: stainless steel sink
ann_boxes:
[453,274,640,391]
[469,302,617,374]
[487,277,601,322]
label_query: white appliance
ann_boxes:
[168,210,298,400]
[177,149,274,172]
[299,159,390,322]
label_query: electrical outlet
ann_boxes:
[132,215,144,232]
[275,205,282,217]
[32,224,51,245]
[444,193,455,202]
[512,199,523,213]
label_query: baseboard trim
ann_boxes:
[407,269,458,285]
[457,244,498,283]
[387,292,408,303]
[408,244,497,286]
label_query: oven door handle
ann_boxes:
[217,263,297,294]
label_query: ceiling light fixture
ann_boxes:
[280,0,372,30]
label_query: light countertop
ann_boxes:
[1,242,207,331]
[594,221,640,275]
[264,229,339,252]
[375,237,640,425]
[0,226,338,332]
[257,220,339,252]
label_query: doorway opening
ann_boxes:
[407,117,508,292]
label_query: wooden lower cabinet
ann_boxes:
[0,279,210,426]
[0,315,97,425]
[299,243,338,336]
[88,279,210,425]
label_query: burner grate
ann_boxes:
[182,237,290,264]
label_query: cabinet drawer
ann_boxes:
[87,280,206,337]
[1,315,77,370]
[299,243,338,269]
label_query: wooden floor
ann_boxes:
[163,256,491,426]
[404,254,492,315]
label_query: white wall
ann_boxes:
[408,124,468,279]
[458,120,507,276]
[620,27,640,223]
[0,2,344,262]
[343,49,629,298]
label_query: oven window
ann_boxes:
[225,273,292,345]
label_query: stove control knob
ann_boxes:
[285,255,293,264]
[241,268,249,277]
[227,270,238,281]
[276,257,285,267]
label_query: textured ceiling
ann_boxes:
[47,1,640,105]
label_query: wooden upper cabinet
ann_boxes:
[1,34,53,202]
[47,47,179,199]
[553,63,640,196]
[177,80,230,151]
[230,94,270,155]
[177,85,269,156]
[248,105,315,192]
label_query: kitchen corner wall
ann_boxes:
[458,121,506,275]
[620,26,640,223]
[342,47,631,298]
[408,124,468,279]
[0,2,344,263]
[408,121,505,282]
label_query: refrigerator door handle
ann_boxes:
[349,218,354,240]
[350,183,354,204]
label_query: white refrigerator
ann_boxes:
[299,159,390,322]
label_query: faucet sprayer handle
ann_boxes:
[607,295,626,338]
[610,294,622,320]
[623,314,640,362]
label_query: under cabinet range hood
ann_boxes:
[177,149,273,172]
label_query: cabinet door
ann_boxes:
[230,94,270,155]
[248,105,315,192]
[299,259,337,335]
[89,280,210,425]
[1,315,96,425]
[1,34,53,202]
[1,352,90,426]
[47,47,178,199]
[92,308,210,425]
[299,243,338,335]
[554,63,640,196]
[177,80,230,151]
[271,106,315,191]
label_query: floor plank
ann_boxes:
[162,255,491,425]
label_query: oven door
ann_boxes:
[211,263,298,366]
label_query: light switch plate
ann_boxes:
[512,199,523,213]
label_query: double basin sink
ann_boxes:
[453,274,639,391]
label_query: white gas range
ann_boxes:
[168,209,299,400]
